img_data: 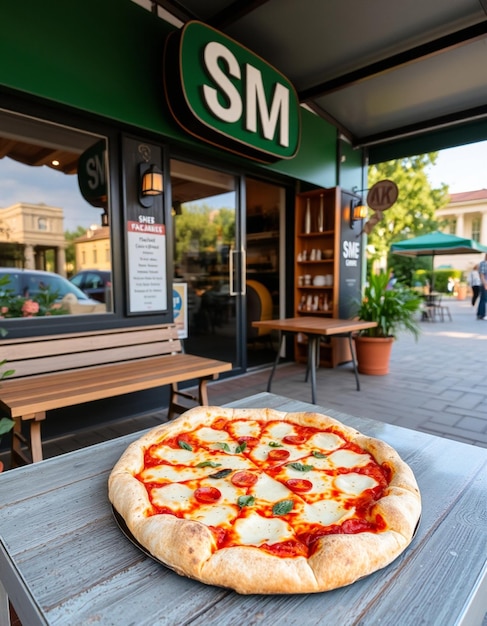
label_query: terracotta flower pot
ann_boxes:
[354,335,394,375]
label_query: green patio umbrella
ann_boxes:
[391,231,487,290]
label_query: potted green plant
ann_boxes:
[354,272,422,375]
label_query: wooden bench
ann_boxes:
[0,324,232,465]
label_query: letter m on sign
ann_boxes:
[245,65,290,148]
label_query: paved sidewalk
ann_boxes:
[2,296,486,468]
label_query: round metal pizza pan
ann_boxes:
[112,505,167,567]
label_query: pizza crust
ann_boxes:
[108,406,421,594]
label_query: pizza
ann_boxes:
[108,406,421,594]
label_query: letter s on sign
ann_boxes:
[86,155,105,191]
[203,42,242,123]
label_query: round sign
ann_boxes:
[366,179,398,211]
[173,289,182,316]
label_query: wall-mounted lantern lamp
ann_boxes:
[101,208,109,227]
[139,163,163,208]
[350,198,367,228]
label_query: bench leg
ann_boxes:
[11,412,46,467]
[198,378,209,405]
[168,377,214,420]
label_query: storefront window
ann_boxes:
[0,109,111,319]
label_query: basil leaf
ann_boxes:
[268,441,283,447]
[209,468,233,479]
[312,451,327,459]
[286,462,314,472]
[238,495,255,508]
[178,440,192,451]
[272,499,294,516]
[216,442,231,452]
[196,461,221,468]
[235,441,247,454]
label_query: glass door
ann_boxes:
[245,178,285,368]
[170,159,242,370]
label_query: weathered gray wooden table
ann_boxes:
[1,393,486,625]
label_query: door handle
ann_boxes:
[229,247,246,296]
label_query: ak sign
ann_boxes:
[164,21,301,163]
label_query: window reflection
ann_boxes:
[171,159,238,363]
[0,109,112,317]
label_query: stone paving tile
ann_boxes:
[439,390,465,402]
[429,412,462,427]
[444,405,487,420]
[456,416,487,433]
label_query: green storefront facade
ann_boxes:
[0,0,367,428]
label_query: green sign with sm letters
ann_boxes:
[164,21,301,163]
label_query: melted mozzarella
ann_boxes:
[193,453,250,470]
[251,473,292,502]
[328,449,372,469]
[301,473,333,496]
[305,455,334,470]
[151,483,193,511]
[227,419,261,438]
[191,504,237,527]
[307,432,344,451]
[196,427,232,443]
[233,511,294,546]
[264,421,295,440]
[299,500,353,526]
[198,477,242,505]
[250,442,303,463]
[334,472,377,495]
[153,446,195,464]
[141,465,205,483]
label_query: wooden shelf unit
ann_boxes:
[294,187,351,367]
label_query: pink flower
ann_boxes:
[22,300,39,317]
[0,307,8,314]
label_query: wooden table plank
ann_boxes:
[1,393,486,626]
[252,316,377,335]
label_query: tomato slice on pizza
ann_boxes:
[109,406,421,594]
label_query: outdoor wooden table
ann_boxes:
[252,317,377,402]
[1,392,486,626]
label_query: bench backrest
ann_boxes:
[0,324,182,378]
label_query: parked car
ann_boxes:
[70,270,111,303]
[0,268,101,311]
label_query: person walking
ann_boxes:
[476,254,487,320]
[468,264,481,306]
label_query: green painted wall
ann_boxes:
[0,0,344,188]
[338,139,365,194]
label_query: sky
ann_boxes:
[426,140,487,193]
[0,157,98,232]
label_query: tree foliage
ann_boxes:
[64,226,87,272]
[366,154,450,277]
[174,203,235,269]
